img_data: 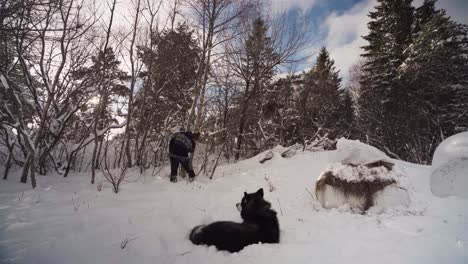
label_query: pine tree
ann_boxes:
[300,47,343,140]
[262,74,303,146]
[73,47,128,134]
[338,89,354,138]
[402,0,468,163]
[358,0,414,158]
[71,47,127,177]
[136,23,200,128]
[132,23,200,166]
[358,0,468,163]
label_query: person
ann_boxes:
[169,130,200,182]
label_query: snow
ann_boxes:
[372,185,411,213]
[430,132,468,198]
[0,74,9,90]
[1,147,468,264]
[431,158,468,198]
[320,162,397,182]
[432,132,468,170]
[335,138,393,166]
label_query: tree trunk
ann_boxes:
[95,138,104,169]
[123,0,141,168]
[90,138,99,184]
[118,138,125,168]
[235,81,251,161]
[78,145,86,172]
[186,17,215,131]
[194,32,214,131]
[235,117,246,161]
[103,133,111,170]
[137,128,149,171]
[63,152,75,178]
[3,147,13,180]
[20,153,31,183]
[30,153,36,188]
[19,153,36,188]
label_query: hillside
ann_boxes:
[1,145,467,264]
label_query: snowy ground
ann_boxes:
[1,149,467,264]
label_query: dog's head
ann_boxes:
[236,188,264,212]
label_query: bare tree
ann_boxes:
[225,7,309,160]
[90,0,119,184]
[184,0,257,131]
[101,159,128,193]
[0,126,16,179]
[131,0,163,172]
[1,0,97,187]
[120,0,144,168]
[168,0,182,31]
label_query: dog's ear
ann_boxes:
[244,192,247,197]
[256,188,264,197]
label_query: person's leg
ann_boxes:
[170,157,179,182]
[180,156,195,180]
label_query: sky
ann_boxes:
[112,0,468,83]
[270,0,468,82]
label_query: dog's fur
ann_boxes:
[189,188,279,253]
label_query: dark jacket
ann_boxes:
[169,131,196,157]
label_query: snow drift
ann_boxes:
[431,132,468,198]
[0,141,467,264]
[432,131,468,169]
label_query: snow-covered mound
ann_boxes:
[316,139,410,213]
[431,158,468,198]
[430,132,468,198]
[335,138,394,167]
[432,132,468,169]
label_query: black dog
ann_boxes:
[189,188,279,253]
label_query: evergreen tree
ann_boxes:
[132,23,200,166]
[73,47,128,133]
[358,0,468,163]
[300,47,343,140]
[135,23,200,130]
[338,89,354,138]
[358,0,415,159]
[402,0,468,163]
[262,74,302,146]
[71,47,127,174]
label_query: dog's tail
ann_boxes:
[189,225,206,245]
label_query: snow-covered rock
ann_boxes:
[430,132,468,198]
[432,132,468,169]
[315,139,410,213]
[259,151,275,163]
[335,138,394,168]
[315,162,410,213]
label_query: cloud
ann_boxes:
[319,0,466,83]
[321,0,376,82]
[269,0,317,13]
